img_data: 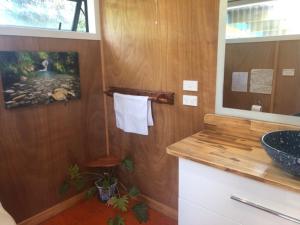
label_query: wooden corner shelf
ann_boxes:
[85,155,121,168]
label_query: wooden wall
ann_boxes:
[100,0,219,209]
[0,36,106,222]
[274,40,300,115]
[224,40,300,115]
[223,41,276,112]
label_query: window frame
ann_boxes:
[0,0,101,40]
[226,34,300,44]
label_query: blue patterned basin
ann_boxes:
[261,130,300,177]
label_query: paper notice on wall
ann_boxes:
[250,69,273,94]
[282,69,295,76]
[231,72,248,92]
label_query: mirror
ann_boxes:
[220,0,300,118]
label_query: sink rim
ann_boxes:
[261,130,300,159]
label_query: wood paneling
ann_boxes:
[274,40,300,115]
[223,42,276,112]
[224,40,300,116]
[140,194,178,220]
[0,36,106,222]
[167,114,300,194]
[100,0,219,209]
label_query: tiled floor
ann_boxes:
[41,198,177,225]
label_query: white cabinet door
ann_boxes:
[179,198,241,225]
[179,158,300,225]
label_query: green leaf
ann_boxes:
[107,196,129,212]
[132,202,149,223]
[85,186,97,199]
[122,156,134,172]
[128,186,140,198]
[108,218,114,225]
[96,176,117,189]
[107,215,125,225]
[73,177,86,191]
[102,176,111,189]
[59,180,70,196]
[68,164,81,180]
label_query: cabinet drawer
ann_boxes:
[179,158,300,225]
[179,198,241,225]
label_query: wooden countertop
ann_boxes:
[167,114,300,193]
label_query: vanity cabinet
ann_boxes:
[179,158,300,225]
[167,114,300,225]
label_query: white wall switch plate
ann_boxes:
[282,69,295,76]
[183,95,198,106]
[183,80,198,91]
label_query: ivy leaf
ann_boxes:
[68,164,81,180]
[128,186,140,198]
[107,196,129,212]
[85,186,97,199]
[122,156,134,172]
[107,215,125,225]
[59,180,70,196]
[132,202,149,223]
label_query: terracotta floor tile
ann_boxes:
[41,198,177,225]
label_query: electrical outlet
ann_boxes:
[183,80,198,91]
[183,95,198,106]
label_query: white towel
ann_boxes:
[0,202,16,225]
[113,93,154,135]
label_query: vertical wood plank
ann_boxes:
[101,0,219,209]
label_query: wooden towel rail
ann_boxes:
[104,87,175,105]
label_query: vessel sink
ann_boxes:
[261,130,300,177]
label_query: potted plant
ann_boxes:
[60,156,149,225]
[95,172,118,202]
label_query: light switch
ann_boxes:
[282,69,295,76]
[183,95,198,106]
[183,80,198,91]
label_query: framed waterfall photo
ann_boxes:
[0,51,80,109]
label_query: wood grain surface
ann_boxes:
[85,154,120,168]
[224,40,300,116]
[100,0,219,209]
[223,42,276,112]
[0,36,106,222]
[167,114,300,193]
[105,86,175,105]
[274,40,300,115]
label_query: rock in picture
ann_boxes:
[0,51,80,109]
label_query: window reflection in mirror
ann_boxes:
[223,0,300,116]
[227,0,300,39]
